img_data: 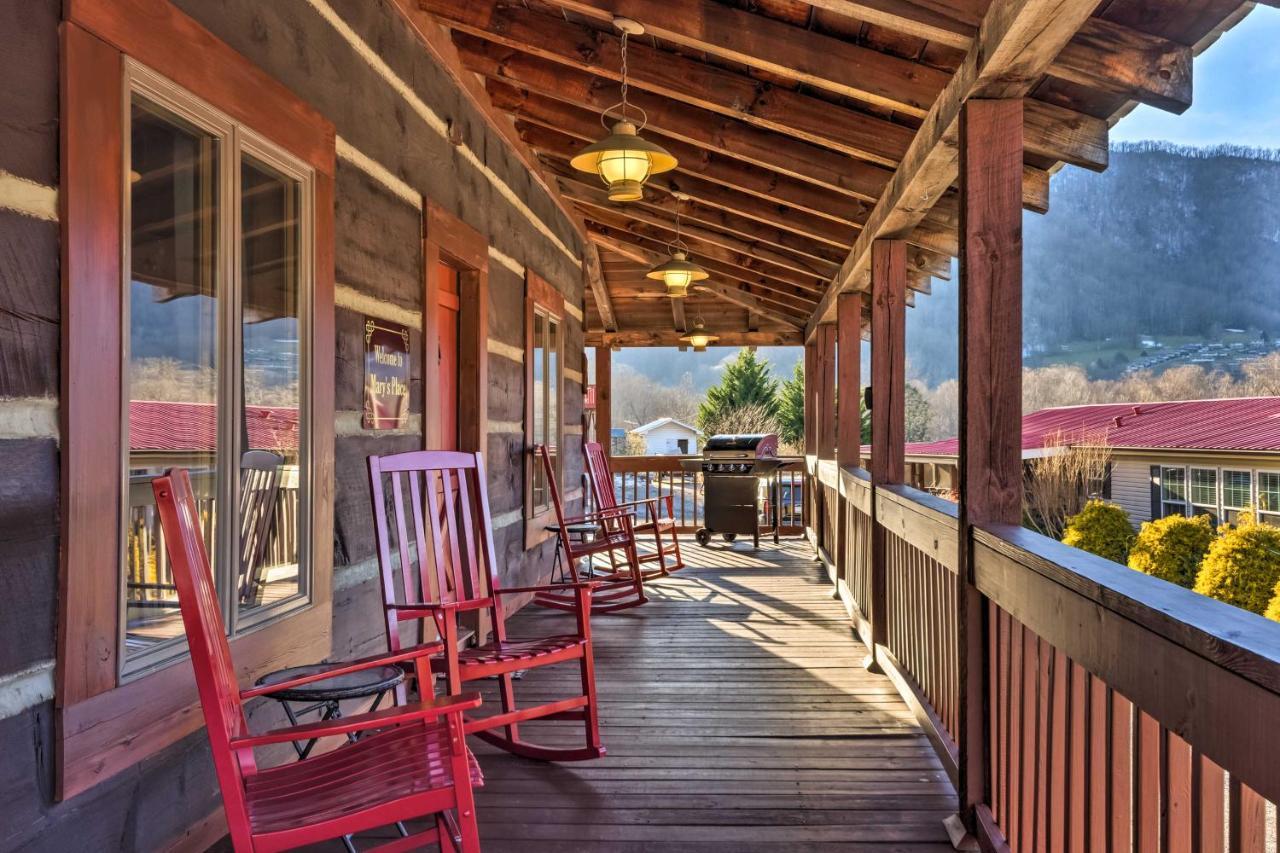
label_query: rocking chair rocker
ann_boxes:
[368,449,606,762]
[152,468,483,852]
[535,444,649,613]
[584,441,685,578]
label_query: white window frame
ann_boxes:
[120,60,315,678]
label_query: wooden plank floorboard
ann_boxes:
[333,538,954,851]
[462,537,956,850]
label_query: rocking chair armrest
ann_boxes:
[240,641,445,700]
[230,692,483,749]
[561,507,634,525]
[610,495,673,516]
[495,581,600,595]
[389,599,493,620]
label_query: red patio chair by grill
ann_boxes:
[535,443,649,613]
[368,449,606,761]
[584,441,684,577]
[152,468,484,852]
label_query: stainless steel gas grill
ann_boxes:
[681,434,783,548]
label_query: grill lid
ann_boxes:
[703,433,778,457]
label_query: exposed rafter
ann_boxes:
[808,0,1105,333]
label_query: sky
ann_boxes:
[1110,6,1280,148]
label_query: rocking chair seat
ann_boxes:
[438,635,585,671]
[244,721,484,836]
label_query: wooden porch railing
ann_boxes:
[806,459,1280,851]
[608,454,805,534]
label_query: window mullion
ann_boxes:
[221,127,242,629]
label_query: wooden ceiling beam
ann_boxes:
[585,226,817,319]
[578,203,826,295]
[671,295,688,334]
[519,0,949,116]
[555,175,841,278]
[805,2,1192,112]
[535,0,1190,114]
[587,328,805,347]
[446,10,1106,171]
[808,0,1103,333]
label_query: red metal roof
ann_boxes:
[901,397,1280,458]
[128,400,299,452]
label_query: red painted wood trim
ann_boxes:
[58,21,123,708]
[66,0,334,175]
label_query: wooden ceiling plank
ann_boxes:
[587,329,805,347]
[454,21,1105,180]
[556,175,842,277]
[808,0,1102,333]
[529,0,949,116]
[586,226,818,319]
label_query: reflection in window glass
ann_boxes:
[237,155,304,620]
[1189,468,1219,525]
[1222,470,1252,525]
[124,94,221,660]
[546,316,559,490]
[531,312,546,509]
[1160,466,1187,519]
[1259,472,1280,523]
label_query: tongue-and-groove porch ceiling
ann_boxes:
[409,0,1260,348]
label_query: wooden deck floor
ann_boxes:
[467,537,956,852]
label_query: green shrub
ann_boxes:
[1194,519,1280,614]
[1127,514,1215,588]
[1061,499,1135,564]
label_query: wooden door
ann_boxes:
[434,260,460,450]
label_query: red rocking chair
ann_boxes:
[584,441,685,577]
[535,443,649,613]
[368,449,606,762]
[152,468,484,852]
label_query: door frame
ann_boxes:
[423,201,487,452]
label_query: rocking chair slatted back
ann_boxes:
[238,449,283,605]
[151,469,256,831]
[369,450,508,654]
[583,441,616,512]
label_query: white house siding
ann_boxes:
[1111,456,1155,527]
[640,424,700,455]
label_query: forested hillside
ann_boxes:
[909,143,1280,385]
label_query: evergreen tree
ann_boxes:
[777,362,805,447]
[697,349,780,432]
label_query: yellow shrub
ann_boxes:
[1128,514,1215,588]
[1194,519,1280,614]
[1061,499,1135,565]
[1266,584,1280,622]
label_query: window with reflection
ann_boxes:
[1159,466,1187,519]
[122,66,311,674]
[529,308,562,515]
[1189,467,1219,525]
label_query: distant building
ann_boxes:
[897,398,1280,528]
[630,417,703,456]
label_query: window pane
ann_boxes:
[237,155,305,622]
[1190,468,1217,508]
[1222,470,1252,510]
[1259,472,1280,515]
[1162,502,1186,519]
[531,312,545,508]
[124,95,221,661]
[1160,467,1186,502]
[547,318,559,452]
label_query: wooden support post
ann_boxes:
[835,293,863,607]
[814,323,837,561]
[803,340,817,535]
[595,345,612,456]
[836,293,863,469]
[956,98,1024,837]
[868,239,906,673]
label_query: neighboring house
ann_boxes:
[631,417,703,456]
[898,398,1280,528]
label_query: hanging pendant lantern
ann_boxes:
[569,18,676,201]
[680,316,720,352]
[646,192,708,297]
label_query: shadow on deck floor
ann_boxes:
[464,537,957,852]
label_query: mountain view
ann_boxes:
[619,143,1280,394]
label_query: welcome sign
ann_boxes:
[363,318,410,429]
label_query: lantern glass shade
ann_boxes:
[680,321,719,352]
[569,120,677,202]
[646,250,708,298]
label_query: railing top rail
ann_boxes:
[976,522,1280,698]
[839,464,871,483]
[878,482,959,524]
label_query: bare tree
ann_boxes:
[699,402,781,441]
[611,365,701,429]
[1023,430,1113,540]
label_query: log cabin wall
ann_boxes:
[0,0,585,848]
